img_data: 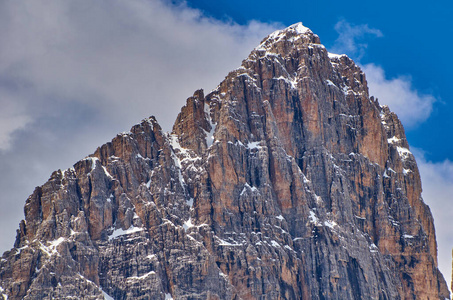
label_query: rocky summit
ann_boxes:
[0,23,450,300]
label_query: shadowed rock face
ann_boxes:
[0,23,449,300]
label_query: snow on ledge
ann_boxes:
[328,52,347,60]
[183,218,194,232]
[101,288,114,300]
[0,285,8,300]
[288,22,310,35]
[109,226,143,241]
[126,271,156,281]
[396,146,412,160]
[247,141,263,149]
[324,220,337,229]
[255,22,312,51]
[387,136,401,144]
[308,210,320,225]
[40,237,66,256]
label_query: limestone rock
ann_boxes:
[0,22,449,300]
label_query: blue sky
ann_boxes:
[182,2,453,285]
[0,0,451,289]
[185,0,453,162]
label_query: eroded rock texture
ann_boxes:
[0,23,449,300]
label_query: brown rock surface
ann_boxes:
[0,22,449,299]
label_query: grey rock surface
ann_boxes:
[0,23,449,300]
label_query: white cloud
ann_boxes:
[0,0,280,253]
[331,20,383,60]
[0,0,279,138]
[363,63,436,128]
[330,20,436,128]
[413,149,453,290]
[0,94,31,150]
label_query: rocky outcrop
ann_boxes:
[0,22,449,299]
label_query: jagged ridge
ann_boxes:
[0,23,449,300]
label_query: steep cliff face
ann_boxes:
[0,23,449,300]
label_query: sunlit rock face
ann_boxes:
[0,23,449,300]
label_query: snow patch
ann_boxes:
[106,194,113,203]
[85,157,99,171]
[342,85,350,95]
[142,117,155,130]
[0,286,8,300]
[216,237,242,247]
[204,102,217,147]
[40,237,66,256]
[270,240,281,248]
[146,254,156,260]
[165,293,174,300]
[308,210,320,225]
[289,22,310,34]
[183,218,194,232]
[127,271,156,281]
[403,234,414,239]
[326,79,337,87]
[397,146,412,160]
[387,136,401,144]
[328,52,346,60]
[255,22,311,51]
[101,288,114,300]
[324,220,337,229]
[247,141,262,149]
[315,195,322,204]
[102,166,113,179]
[109,226,143,241]
[369,243,379,253]
[274,76,297,90]
[240,183,260,196]
[389,216,400,227]
[170,149,185,188]
[136,153,150,161]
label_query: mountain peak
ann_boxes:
[287,22,310,34]
[255,22,318,53]
[0,22,449,300]
[271,22,312,37]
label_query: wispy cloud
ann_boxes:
[331,19,383,60]
[0,0,279,149]
[330,20,436,128]
[0,92,31,150]
[413,149,453,289]
[0,0,279,252]
[332,20,449,285]
[362,64,436,128]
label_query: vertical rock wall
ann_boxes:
[0,23,449,300]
